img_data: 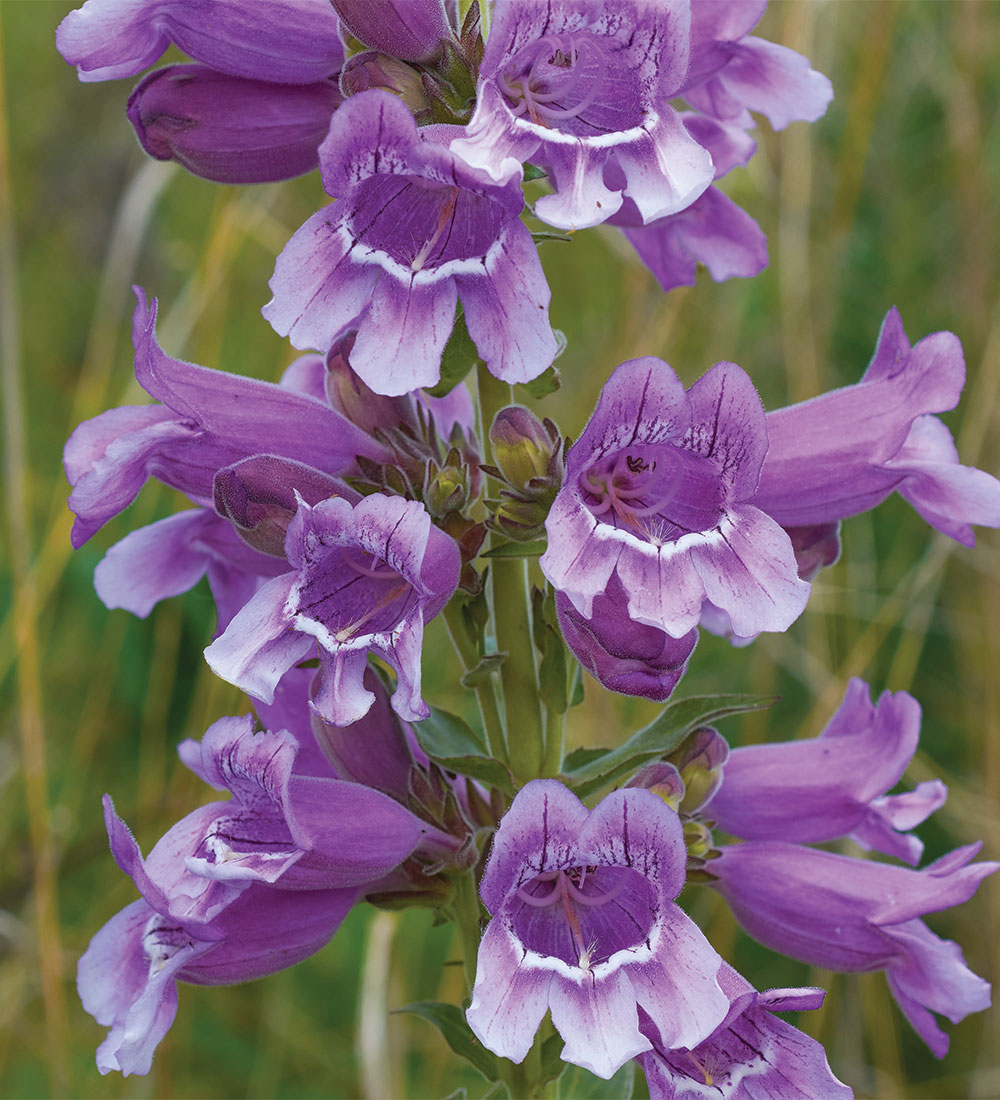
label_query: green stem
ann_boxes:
[451,868,483,997]
[540,706,566,778]
[443,600,506,760]
[477,364,546,784]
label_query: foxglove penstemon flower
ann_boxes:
[613,114,768,293]
[57,0,344,84]
[681,0,833,130]
[264,89,558,395]
[540,354,809,642]
[555,572,698,701]
[712,841,996,1058]
[756,307,1000,545]
[330,0,454,64]
[704,678,946,865]
[466,780,729,1079]
[205,492,460,725]
[637,964,853,1099]
[452,0,714,231]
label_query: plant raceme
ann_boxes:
[59,1,999,1095]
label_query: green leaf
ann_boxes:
[561,746,610,772]
[481,538,547,558]
[523,161,548,181]
[531,230,573,244]
[460,652,508,687]
[562,693,777,799]
[557,1060,635,1099]
[427,306,480,398]
[396,1002,500,1083]
[568,661,584,707]
[413,705,516,793]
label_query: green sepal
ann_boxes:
[562,693,777,799]
[427,305,480,398]
[517,364,561,400]
[480,538,547,559]
[413,705,516,794]
[531,230,573,244]
[460,652,508,687]
[522,162,548,181]
[396,1002,501,1083]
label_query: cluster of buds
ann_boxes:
[482,406,566,542]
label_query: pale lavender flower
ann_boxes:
[264,89,558,395]
[466,780,728,1079]
[681,0,833,130]
[540,355,809,642]
[756,308,1000,545]
[712,841,997,1057]
[613,114,767,293]
[704,678,946,865]
[638,964,852,1099]
[452,0,714,230]
[205,493,460,725]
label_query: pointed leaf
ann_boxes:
[397,1002,501,1083]
[413,705,515,794]
[460,652,508,688]
[562,694,777,799]
[557,1061,635,1099]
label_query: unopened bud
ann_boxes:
[424,460,470,517]
[331,0,453,63]
[669,727,729,814]
[127,64,341,184]
[490,406,557,489]
[339,52,431,120]
[625,762,684,810]
[325,331,418,435]
[683,820,715,859]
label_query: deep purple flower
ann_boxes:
[264,89,558,395]
[127,63,343,184]
[756,308,1000,546]
[613,114,767,293]
[330,0,453,64]
[681,0,833,130]
[540,355,809,642]
[555,572,698,702]
[712,841,997,1057]
[704,678,946,865]
[638,964,852,1099]
[466,780,728,1079]
[451,0,714,230]
[205,492,460,725]
[57,0,344,84]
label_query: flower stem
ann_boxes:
[443,600,507,761]
[451,868,483,997]
[477,364,546,784]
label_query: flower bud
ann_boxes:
[625,762,685,810]
[490,406,558,490]
[339,52,431,121]
[667,727,729,814]
[324,331,418,436]
[127,64,342,184]
[331,0,453,63]
[424,455,471,518]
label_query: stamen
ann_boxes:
[411,187,459,272]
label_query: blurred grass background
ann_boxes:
[1,1,999,1097]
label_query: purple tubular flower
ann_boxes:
[64,289,388,548]
[466,780,728,1079]
[127,64,343,184]
[92,508,287,629]
[263,89,558,395]
[638,963,852,1099]
[613,115,768,293]
[704,678,946,865]
[57,0,344,84]
[330,0,453,64]
[682,0,833,129]
[451,0,715,230]
[205,493,460,725]
[78,888,356,1076]
[539,356,809,641]
[555,572,698,702]
[756,308,1000,546]
[712,841,998,1057]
